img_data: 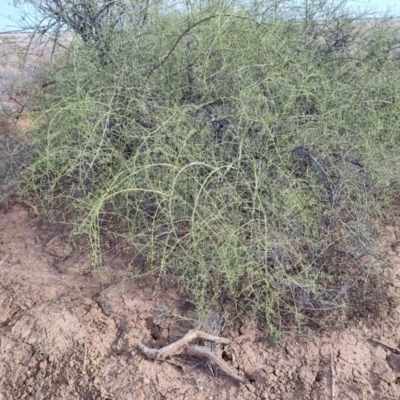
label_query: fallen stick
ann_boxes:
[330,347,335,400]
[186,345,245,383]
[19,200,40,218]
[135,329,246,383]
[370,338,400,354]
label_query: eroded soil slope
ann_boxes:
[1,203,400,399]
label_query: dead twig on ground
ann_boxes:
[83,342,87,367]
[135,329,247,383]
[19,200,40,217]
[370,337,400,354]
[330,347,335,400]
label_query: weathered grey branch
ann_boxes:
[135,329,246,383]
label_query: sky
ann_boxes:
[0,0,399,32]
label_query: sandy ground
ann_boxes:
[0,200,400,400]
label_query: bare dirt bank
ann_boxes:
[0,202,400,399]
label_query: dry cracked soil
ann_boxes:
[0,201,400,400]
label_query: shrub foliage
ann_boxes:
[19,0,400,332]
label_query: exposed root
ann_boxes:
[135,329,247,383]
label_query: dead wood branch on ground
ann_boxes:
[371,337,400,354]
[135,329,247,383]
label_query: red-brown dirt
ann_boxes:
[0,201,400,400]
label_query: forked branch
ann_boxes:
[135,329,246,383]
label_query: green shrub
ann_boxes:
[21,0,400,333]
